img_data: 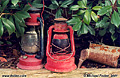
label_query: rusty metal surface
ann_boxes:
[78,43,120,68]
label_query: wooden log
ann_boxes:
[0,68,120,78]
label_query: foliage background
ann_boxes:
[0,0,120,46]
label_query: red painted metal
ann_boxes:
[45,55,76,72]
[53,23,68,32]
[25,13,40,26]
[45,21,76,72]
[17,54,43,70]
[17,0,45,70]
[53,34,68,39]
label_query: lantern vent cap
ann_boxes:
[28,7,41,13]
[54,18,68,22]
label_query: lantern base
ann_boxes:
[45,55,77,72]
[17,54,43,70]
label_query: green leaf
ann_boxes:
[6,41,12,45]
[51,0,59,6]
[3,18,15,31]
[5,18,15,32]
[67,17,81,25]
[9,16,15,31]
[105,0,111,6]
[97,6,112,16]
[22,4,31,11]
[14,14,26,27]
[99,29,106,36]
[117,7,120,14]
[59,1,62,4]
[77,1,86,8]
[111,33,118,41]
[72,20,82,31]
[48,4,58,10]
[82,0,87,6]
[77,23,88,36]
[80,23,88,34]
[15,11,30,19]
[61,0,74,8]
[0,6,2,12]
[111,11,120,27]
[72,14,78,17]
[96,17,109,28]
[32,3,46,8]
[110,0,116,5]
[118,0,120,4]
[83,10,91,25]
[12,0,19,6]
[33,0,41,4]
[0,41,4,45]
[117,28,120,33]
[77,29,81,36]
[55,9,62,18]
[70,5,80,11]
[16,31,21,38]
[2,0,9,10]
[14,15,25,36]
[2,18,14,35]
[91,11,98,22]
[92,6,102,10]
[87,25,95,36]
[0,18,4,37]
[77,10,85,15]
[106,7,112,16]
[109,24,115,35]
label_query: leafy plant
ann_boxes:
[96,0,120,41]
[24,0,46,8]
[48,0,74,18]
[0,0,43,38]
[68,0,120,42]
[0,0,29,38]
[68,0,100,36]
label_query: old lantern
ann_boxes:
[45,18,77,72]
[17,7,44,70]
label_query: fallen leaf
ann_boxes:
[1,50,7,57]
[81,66,86,68]
[0,57,7,62]
[13,49,19,57]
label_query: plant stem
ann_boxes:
[97,0,105,6]
[65,8,67,18]
[0,13,13,18]
[44,10,55,16]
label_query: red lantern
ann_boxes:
[45,18,77,72]
[17,7,44,70]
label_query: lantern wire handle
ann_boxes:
[41,0,44,27]
[28,2,32,7]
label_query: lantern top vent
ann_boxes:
[54,18,68,22]
[28,7,41,13]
